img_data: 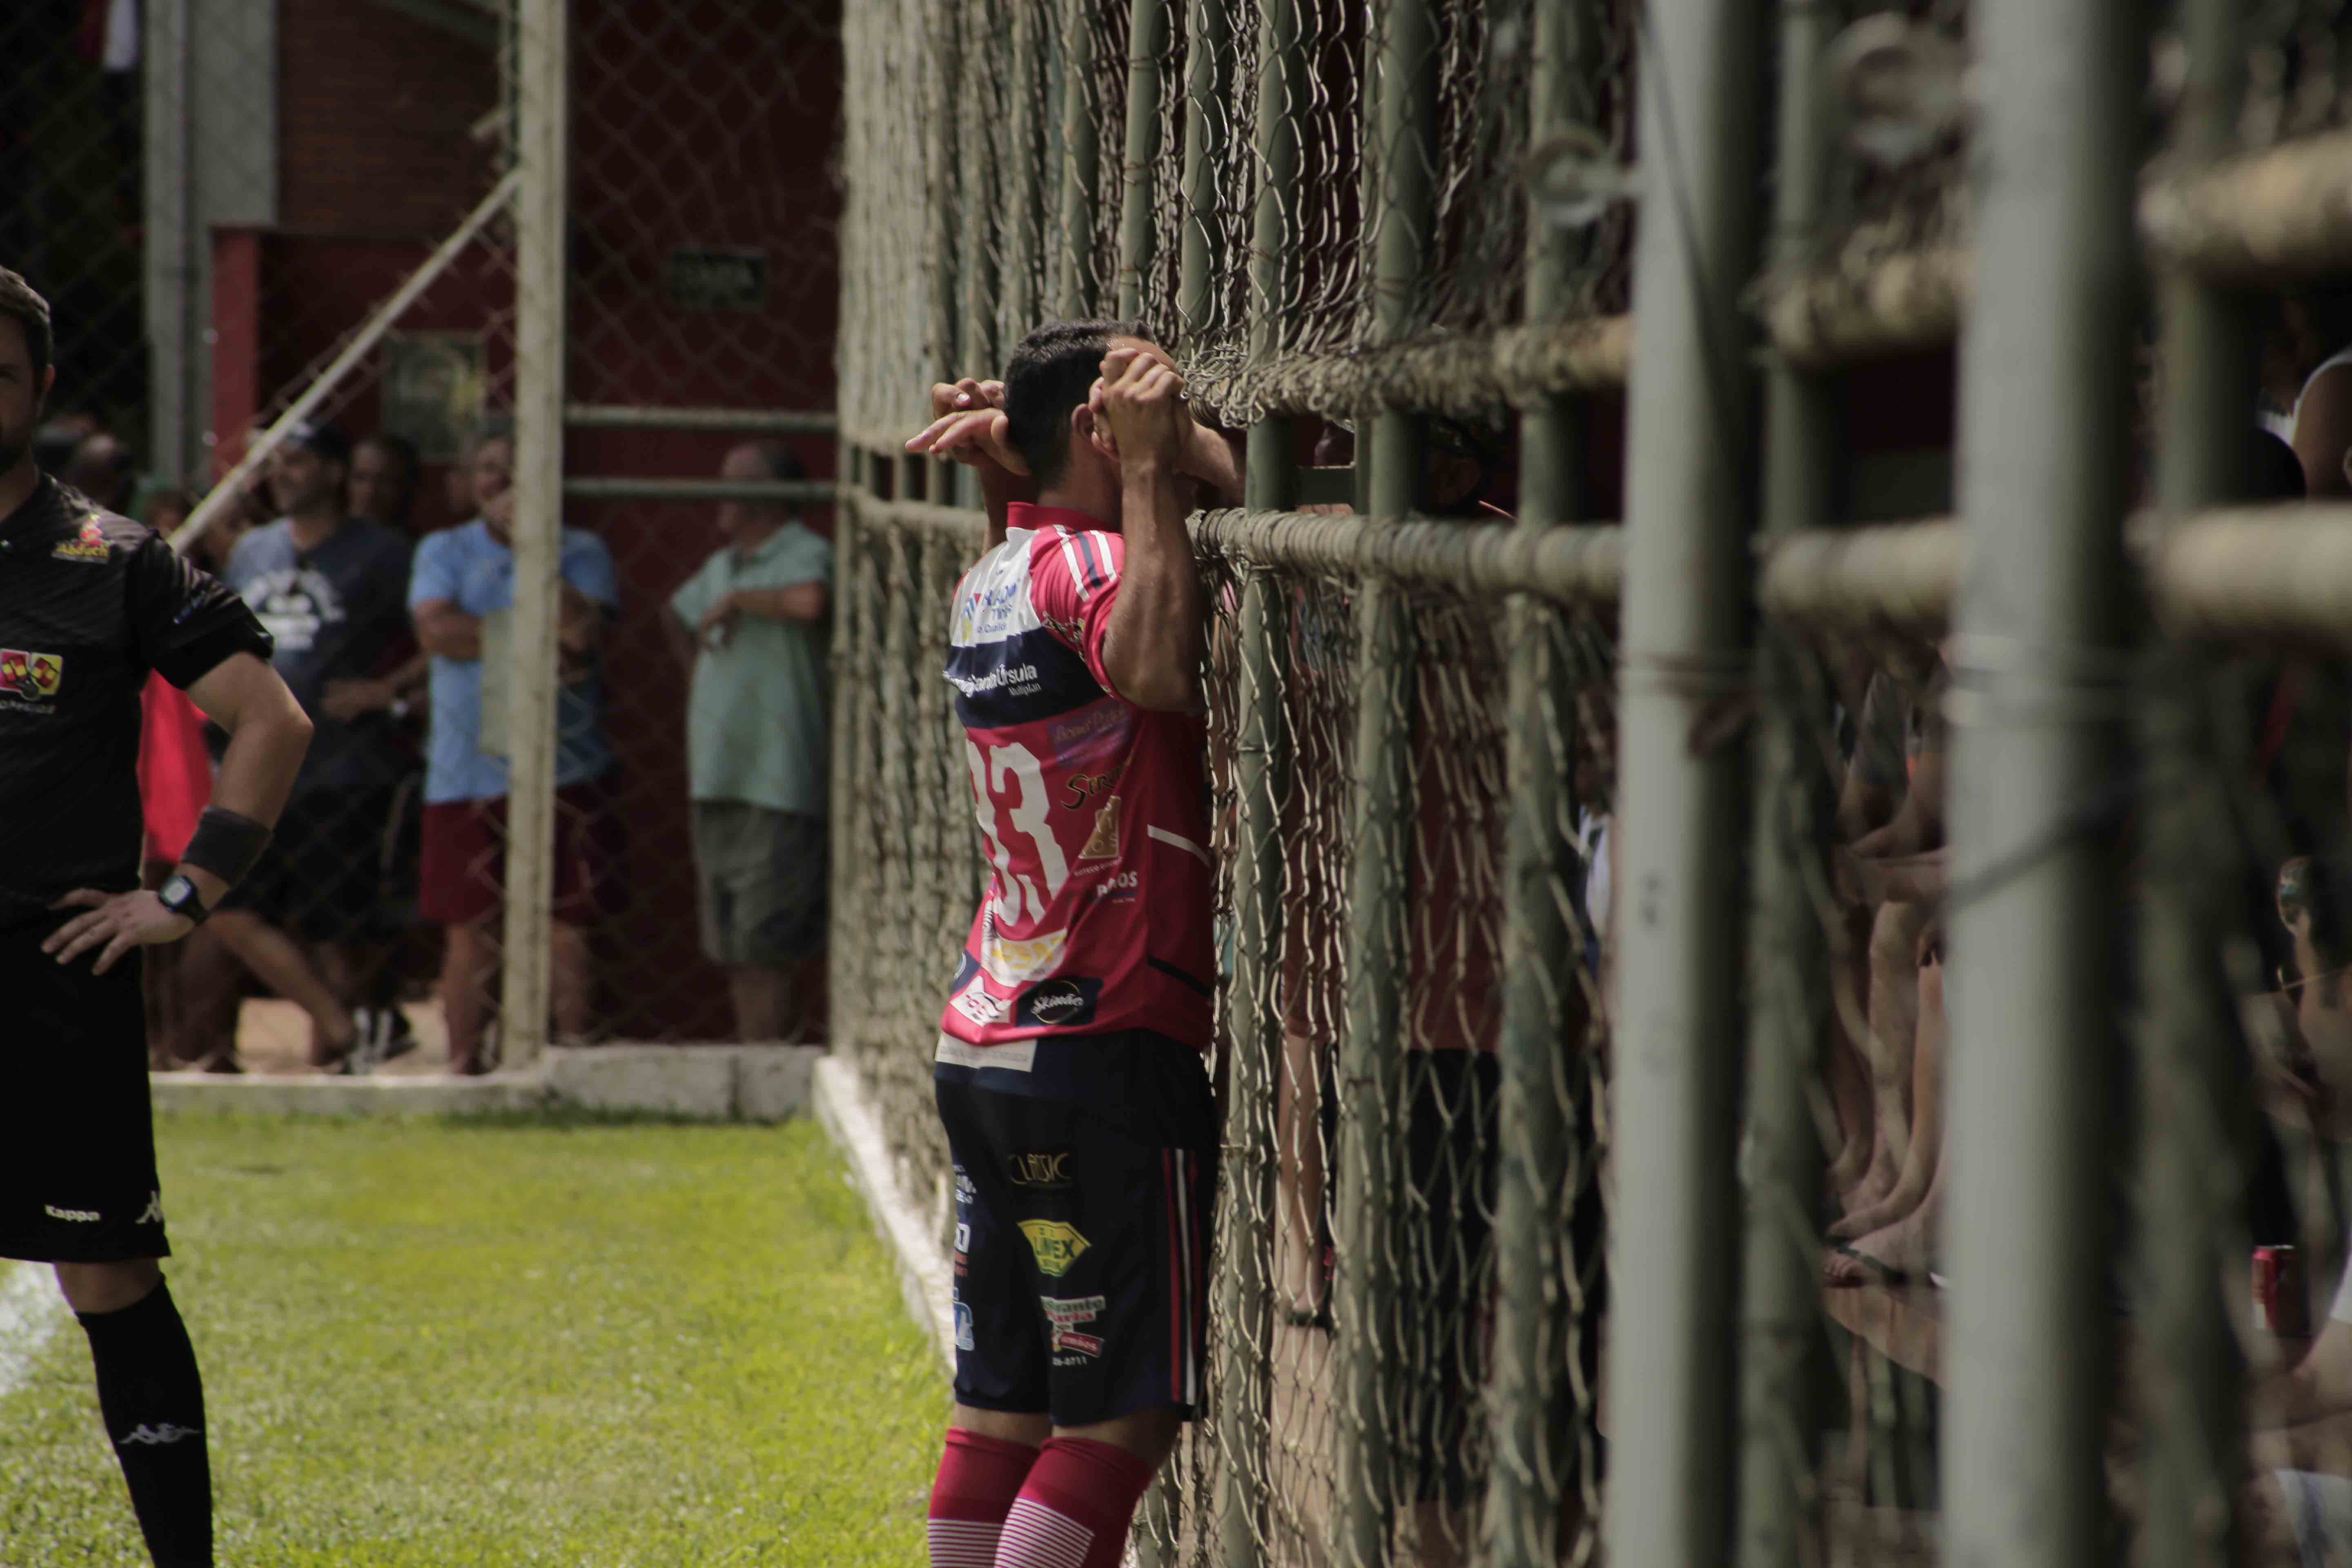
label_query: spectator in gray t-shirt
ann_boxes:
[202,421,417,1071]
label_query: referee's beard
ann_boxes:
[0,394,39,486]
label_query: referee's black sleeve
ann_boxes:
[124,536,275,690]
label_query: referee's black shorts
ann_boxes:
[0,912,170,1264]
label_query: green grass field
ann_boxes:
[0,1114,946,1566]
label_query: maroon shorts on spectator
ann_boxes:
[418,780,621,927]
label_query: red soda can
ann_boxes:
[2256,1245,2311,1338]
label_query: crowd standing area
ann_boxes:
[25,412,834,1079]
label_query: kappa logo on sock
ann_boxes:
[116,1423,202,1448]
[136,1191,165,1226]
[42,1204,99,1223]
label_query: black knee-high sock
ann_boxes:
[76,1282,212,1568]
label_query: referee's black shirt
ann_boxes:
[0,475,272,920]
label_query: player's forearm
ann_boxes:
[1181,425,1244,507]
[183,694,312,902]
[1102,461,1204,712]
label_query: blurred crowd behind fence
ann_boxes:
[834,0,2352,1566]
[2,0,841,1066]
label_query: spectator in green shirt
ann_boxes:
[666,441,831,1041]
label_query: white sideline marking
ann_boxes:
[0,1260,67,1399]
[811,1057,956,1370]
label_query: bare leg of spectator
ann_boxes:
[1825,956,1947,1285]
[442,918,497,1074]
[1832,953,1945,1240]
[169,927,250,1069]
[551,920,594,1045]
[209,909,357,1067]
[727,964,787,1041]
[1275,1029,1327,1318]
[1823,908,1878,1196]
[1842,900,1923,1214]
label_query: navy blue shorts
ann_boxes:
[934,1029,1217,1427]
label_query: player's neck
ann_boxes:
[287,503,343,552]
[1036,472,1121,531]
[0,452,39,524]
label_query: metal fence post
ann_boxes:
[958,0,1004,510]
[1215,559,1288,1568]
[1177,0,1233,348]
[1331,1,1435,1564]
[1211,4,1301,1560]
[2139,0,2256,1562]
[1605,0,1764,1557]
[1483,0,1595,1562]
[1943,0,2140,1562]
[503,0,568,1070]
[1055,0,1101,320]
[1116,0,1169,321]
[1737,2,1840,1563]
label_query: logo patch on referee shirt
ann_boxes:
[52,517,109,561]
[0,649,63,698]
[1017,1219,1091,1278]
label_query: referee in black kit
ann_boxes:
[0,268,312,1567]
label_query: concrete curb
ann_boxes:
[810,1056,956,1371]
[149,1045,823,1122]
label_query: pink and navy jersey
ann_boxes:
[937,502,1215,1052]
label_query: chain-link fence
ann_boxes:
[833,0,2352,1564]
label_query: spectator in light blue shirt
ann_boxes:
[406,428,619,1072]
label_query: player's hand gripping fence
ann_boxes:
[837,0,2352,1564]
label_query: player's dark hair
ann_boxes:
[1003,318,1150,488]
[0,267,55,383]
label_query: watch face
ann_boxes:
[161,875,197,910]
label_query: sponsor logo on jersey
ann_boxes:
[953,1219,971,1276]
[980,927,1068,988]
[53,517,109,561]
[1016,976,1100,1031]
[1017,1218,1091,1278]
[953,1301,976,1352]
[954,1165,976,1204]
[43,1204,100,1223]
[0,649,64,699]
[1003,1149,1074,1189]
[1078,795,1121,860]
[1048,701,1129,766]
[951,979,1009,1026]
[1041,1293,1106,1359]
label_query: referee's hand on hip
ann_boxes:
[42,888,195,973]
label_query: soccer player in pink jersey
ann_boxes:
[905,320,1241,1568]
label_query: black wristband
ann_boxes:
[181,806,273,886]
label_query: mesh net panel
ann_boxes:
[559,0,842,1045]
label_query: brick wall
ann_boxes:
[278,0,499,236]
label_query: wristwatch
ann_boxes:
[157,873,211,927]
